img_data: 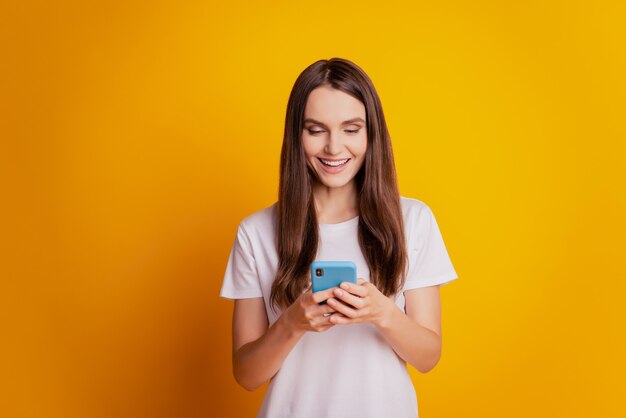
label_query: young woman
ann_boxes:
[220,57,459,418]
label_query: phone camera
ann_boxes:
[315,268,324,277]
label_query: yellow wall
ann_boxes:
[2,1,624,417]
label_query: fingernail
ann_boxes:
[341,283,350,290]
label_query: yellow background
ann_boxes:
[2,1,625,417]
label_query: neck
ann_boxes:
[312,181,359,224]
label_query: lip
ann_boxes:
[317,157,350,174]
[319,158,350,161]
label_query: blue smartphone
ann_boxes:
[311,261,357,305]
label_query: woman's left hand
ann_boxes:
[327,278,397,328]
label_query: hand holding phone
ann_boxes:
[311,261,357,304]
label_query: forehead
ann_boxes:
[304,85,366,124]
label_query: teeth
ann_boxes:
[320,158,349,167]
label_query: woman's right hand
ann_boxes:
[282,287,341,334]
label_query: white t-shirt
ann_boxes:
[220,196,459,418]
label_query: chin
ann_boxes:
[317,176,354,189]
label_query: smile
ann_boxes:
[318,158,350,167]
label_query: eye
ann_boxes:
[345,129,361,134]
[307,129,324,135]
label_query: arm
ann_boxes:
[231,288,339,391]
[376,286,442,373]
[231,297,303,392]
[326,280,443,373]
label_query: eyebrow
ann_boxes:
[303,117,365,127]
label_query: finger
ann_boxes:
[311,286,338,304]
[316,305,343,324]
[339,280,369,297]
[312,317,335,332]
[322,303,338,314]
[326,311,347,321]
[329,312,351,325]
[356,278,371,289]
[326,297,359,318]
[313,303,337,317]
[332,287,365,309]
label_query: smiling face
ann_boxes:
[302,85,368,190]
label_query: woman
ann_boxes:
[220,57,459,417]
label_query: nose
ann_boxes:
[324,130,343,155]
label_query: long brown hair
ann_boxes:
[270,57,408,314]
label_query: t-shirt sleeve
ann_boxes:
[403,204,459,291]
[219,222,264,299]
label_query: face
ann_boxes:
[302,85,368,189]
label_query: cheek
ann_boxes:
[352,136,368,156]
[302,139,320,157]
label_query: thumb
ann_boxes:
[357,278,367,285]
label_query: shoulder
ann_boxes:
[399,195,438,248]
[238,201,277,238]
[399,195,434,222]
